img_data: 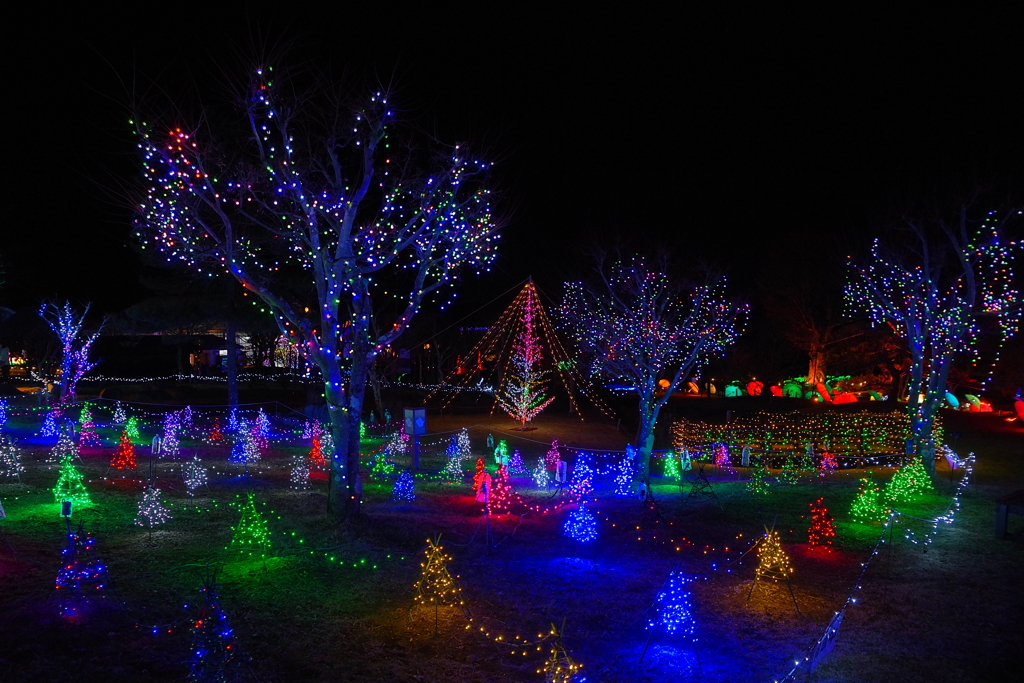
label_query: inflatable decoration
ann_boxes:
[1014,400,1024,421]
[964,394,981,412]
[832,392,857,404]
[724,383,743,398]
[747,381,764,396]
[815,383,833,403]
[770,385,783,397]
[782,381,803,399]
[945,392,959,409]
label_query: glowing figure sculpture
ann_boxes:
[135,486,172,528]
[496,292,555,425]
[230,492,271,557]
[472,458,490,500]
[563,504,598,542]
[110,431,137,470]
[647,571,697,639]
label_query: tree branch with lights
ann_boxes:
[559,256,747,484]
[133,67,500,518]
[845,206,1020,474]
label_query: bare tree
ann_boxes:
[39,301,104,404]
[560,256,747,483]
[846,206,1021,474]
[133,67,499,518]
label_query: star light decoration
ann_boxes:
[845,209,1021,460]
[133,72,500,517]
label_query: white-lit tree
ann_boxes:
[560,256,746,483]
[846,207,1021,474]
[133,67,500,517]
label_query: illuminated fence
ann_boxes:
[671,410,940,466]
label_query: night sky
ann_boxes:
[7,8,1023,323]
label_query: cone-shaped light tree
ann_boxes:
[560,256,746,483]
[845,206,1021,475]
[496,289,555,425]
[133,66,500,519]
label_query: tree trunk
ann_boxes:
[225,321,239,410]
[634,389,660,486]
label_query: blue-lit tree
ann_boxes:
[133,68,500,518]
[647,570,697,641]
[846,207,1021,474]
[39,301,104,404]
[560,257,746,483]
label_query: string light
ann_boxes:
[135,486,172,528]
[110,431,137,471]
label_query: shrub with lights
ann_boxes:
[851,475,889,522]
[183,455,208,496]
[0,435,25,480]
[884,456,933,505]
[647,570,697,641]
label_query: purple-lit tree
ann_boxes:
[133,67,499,518]
[496,288,555,426]
[845,207,1021,475]
[560,257,747,483]
[38,301,103,405]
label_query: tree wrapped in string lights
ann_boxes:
[845,206,1021,475]
[807,497,837,548]
[289,453,310,491]
[183,455,208,495]
[496,289,555,426]
[110,431,137,471]
[532,456,551,488]
[133,67,500,519]
[48,429,79,465]
[230,493,272,558]
[414,536,465,630]
[746,456,770,496]
[38,301,104,405]
[187,579,239,683]
[563,504,598,542]
[647,570,697,640]
[0,435,25,481]
[55,526,107,618]
[53,455,91,507]
[560,256,746,483]
[135,486,172,528]
[78,406,101,447]
[112,401,127,425]
[392,470,416,502]
[884,457,933,504]
[851,475,889,522]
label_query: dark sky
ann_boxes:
[6,8,1023,322]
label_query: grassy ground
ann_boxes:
[0,404,1021,682]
